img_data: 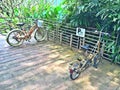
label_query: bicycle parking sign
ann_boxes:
[76,27,85,37]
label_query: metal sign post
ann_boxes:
[76,27,86,46]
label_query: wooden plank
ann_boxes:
[85,33,99,38]
[71,39,79,42]
[103,52,112,57]
[85,37,98,42]
[72,41,78,45]
[62,39,70,42]
[85,40,97,45]
[86,30,99,34]
[72,45,78,48]
[102,56,112,61]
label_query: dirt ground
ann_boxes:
[0,35,120,90]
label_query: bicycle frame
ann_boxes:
[95,31,108,57]
[18,22,38,40]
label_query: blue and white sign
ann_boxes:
[37,20,44,27]
[76,27,85,37]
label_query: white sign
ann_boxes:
[37,20,44,27]
[76,27,85,37]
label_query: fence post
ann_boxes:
[83,37,85,46]
[70,34,73,48]
[60,33,62,44]
[53,31,55,42]
[77,37,80,49]
[46,29,49,41]
[79,37,81,49]
[56,24,59,42]
[101,42,105,57]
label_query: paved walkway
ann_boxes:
[0,35,120,90]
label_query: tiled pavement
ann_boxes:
[0,35,120,90]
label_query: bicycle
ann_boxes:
[69,30,109,80]
[6,19,47,46]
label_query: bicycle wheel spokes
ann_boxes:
[6,30,24,46]
[9,32,20,43]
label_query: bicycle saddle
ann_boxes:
[81,44,90,50]
[16,23,25,27]
[77,58,82,61]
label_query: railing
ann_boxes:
[42,19,118,63]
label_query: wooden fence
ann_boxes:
[43,19,117,63]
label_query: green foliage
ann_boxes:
[0,0,67,33]
[111,45,120,64]
[62,0,100,27]
[104,36,120,64]
[0,19,5,23]
[61,0,120,63]
[62,0,120,33]
[41,5,68,22]
[16,1,68,23]
[95,0,120,33]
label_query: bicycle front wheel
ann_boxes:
[70,69,80,80]
[34,28,47,42]
[6,29,24,46]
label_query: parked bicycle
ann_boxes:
[6,19,47,46]
[69,30,110,80]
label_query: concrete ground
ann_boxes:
[0,35,120,90]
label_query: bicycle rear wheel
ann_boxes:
[34,28,47,42]
[93,53,101,68]
[6,29,24,46]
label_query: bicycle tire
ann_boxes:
[96,54,101,64]
[93,53,101,68]
[69,62,83,80]
[6,29,24,46]
[34,27,47,42]
[70,69,80,80]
